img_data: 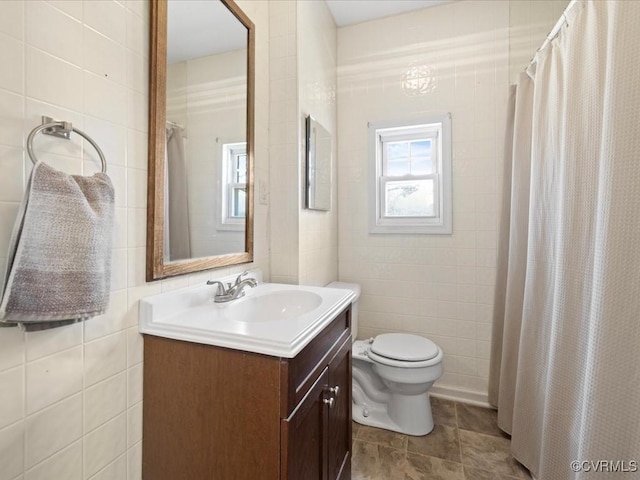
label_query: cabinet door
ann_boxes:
[327,338,352,480]
[281,368,329,480]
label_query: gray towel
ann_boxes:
[0,162,114,331]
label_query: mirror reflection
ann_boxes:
[305,115,332,211]
[164,0,248,261]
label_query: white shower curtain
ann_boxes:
[488,71,534,435]
[489,1,640,479]
[165,124,191,261]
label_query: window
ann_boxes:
[369,115,452,234]
[221,142,247,229]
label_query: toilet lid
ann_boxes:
[371,333,439,362]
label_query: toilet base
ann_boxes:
[352,383,435,436]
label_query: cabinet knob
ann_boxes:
[329,386,340,397]
[323,397,335,409]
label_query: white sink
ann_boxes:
[139,271,355,358]
[225,290,323,322]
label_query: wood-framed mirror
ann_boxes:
[147,0,255,281]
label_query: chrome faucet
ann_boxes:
[207,271,257,303]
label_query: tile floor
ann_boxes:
[351,397,532,480]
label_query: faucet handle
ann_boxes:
[206,280,227,295]
[233,270,249,285]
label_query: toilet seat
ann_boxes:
[367,333,442,368]
[371,333,439,361]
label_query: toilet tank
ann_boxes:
[327,282,361,341]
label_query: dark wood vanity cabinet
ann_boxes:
[282,337,351,480]
[327,338,351,480]
[142,306,352,480]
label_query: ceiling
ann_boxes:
[325,0,456,27]
[167,0,247,64]
[166,0,456,64]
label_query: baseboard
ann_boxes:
[429,384,493,408]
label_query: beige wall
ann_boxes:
[337,0,511,402]
[167,49,247,257]
[269,0,338,287]
[0,1,269,478]
[269,0,300,284]
[509,0,570,82]
[298,0,338,286]
[336,0,569,403]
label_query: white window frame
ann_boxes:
[369,114,452,234]
[220,142,247,231]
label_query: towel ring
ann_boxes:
[26,117,107,174]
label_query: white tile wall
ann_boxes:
[83,413,126,478]
[25,393,83,469]
[84,373,127,433]
[0,421,24,480]
[26,346,84,414]
[126,441,142,480]
[269,0,338,287]
[26,1,83,65]
[297,0,338,287]
[24,440,83,480]
[0,367,23,430]
[509,0,570,83]
[0,1,269,478]
[91,455,127,480]
[336,0,567,401]
[269,0,300,285]
[337,0,511,400]
[0,33,24,94]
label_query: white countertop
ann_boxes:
[139,276,355,358]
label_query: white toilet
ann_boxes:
[328,282,444,436]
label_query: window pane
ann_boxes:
[232,187,246,218]
[387,142,409,160]
[387,159,410,176]
[410,140,433,175]
[384,141,409,176]
[384,179,434,217]
[385,139,435,177]
[235,154,247,183]
[410,140,430,157]
[411,156,431,175]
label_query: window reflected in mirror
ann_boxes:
[222,141,247,226]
